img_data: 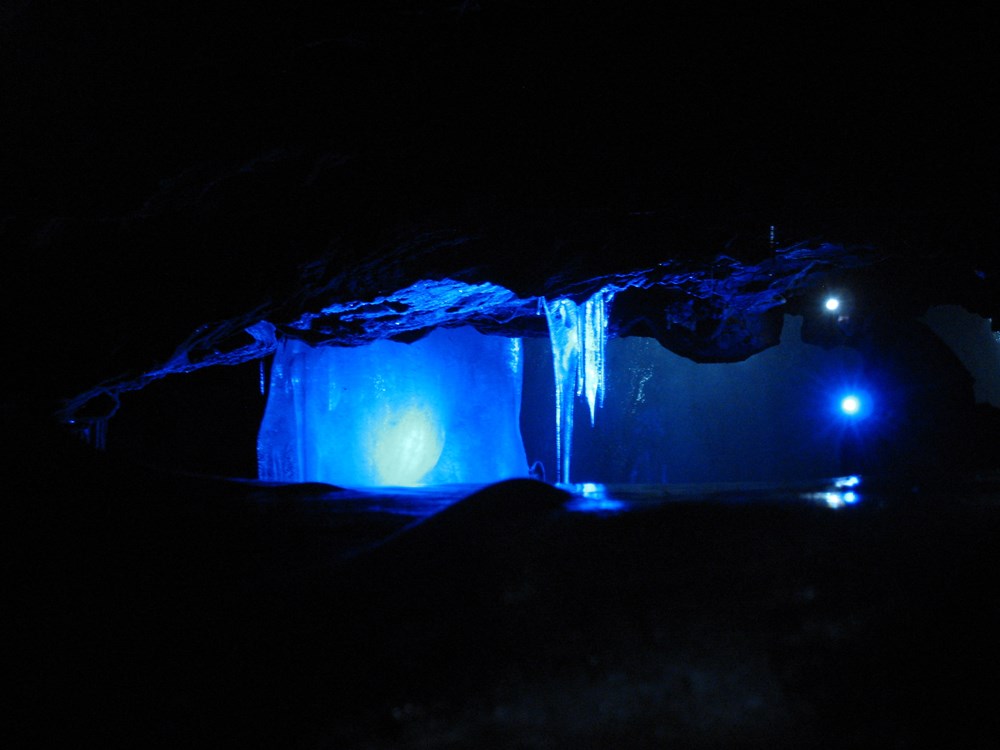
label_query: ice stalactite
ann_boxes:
[542,298,579,485]
[542,287,615,483]
[581,287,613,424]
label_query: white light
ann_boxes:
[819,491,845,508]
[840,395,861,415]
[825,297,840,312]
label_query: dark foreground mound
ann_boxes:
[9,422,1000,748]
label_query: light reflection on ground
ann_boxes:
[562,476,866,513]
[244,475,879,518]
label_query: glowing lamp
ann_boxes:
[371,405,445,486]
[824,297,841,312]
[840,394,861,415]
[835,390,872,420]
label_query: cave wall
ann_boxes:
[2,2,998,460]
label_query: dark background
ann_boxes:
[5,5,1000,748]
[3,2,998,413]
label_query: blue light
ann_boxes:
[825,297,841,312]
[565,482,627,514]
[807,478,863,508]
[835,475,861,488]
[819,367,875,425]
[840,394,861,415]
[834,389,874,420]
[810,490,861,508]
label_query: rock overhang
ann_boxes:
[55,226,885,424]
[2,2,997,427]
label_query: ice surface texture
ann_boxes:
[258,327,527,486]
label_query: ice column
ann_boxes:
[542,287,614,483]
[258,326,528,487]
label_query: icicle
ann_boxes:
[542,297,580,484]
[579,287,612,425]
[542,286,616,484]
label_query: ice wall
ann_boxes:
[542,287,614,483]
[258,326,528,486]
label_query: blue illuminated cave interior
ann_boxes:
[248,304,997,489]
[91,278,1000,494]
[9,4,1000,746]
[522,314,866,485]
[256,311,859,489]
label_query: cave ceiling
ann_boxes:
[1,2,997,421]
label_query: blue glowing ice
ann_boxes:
[581,288,613,423]
[257,326,528,486]
[542,287,615,483]
[542,297,579,484]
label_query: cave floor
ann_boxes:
[10,441,1000,748]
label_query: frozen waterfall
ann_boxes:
[542,287,615,483]
[258,326,528,487]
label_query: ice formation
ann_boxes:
[542,287,615,483]
[258,326,527,486]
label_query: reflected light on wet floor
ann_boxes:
[247,474,879,520]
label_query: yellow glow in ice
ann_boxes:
[372,405,445,486]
